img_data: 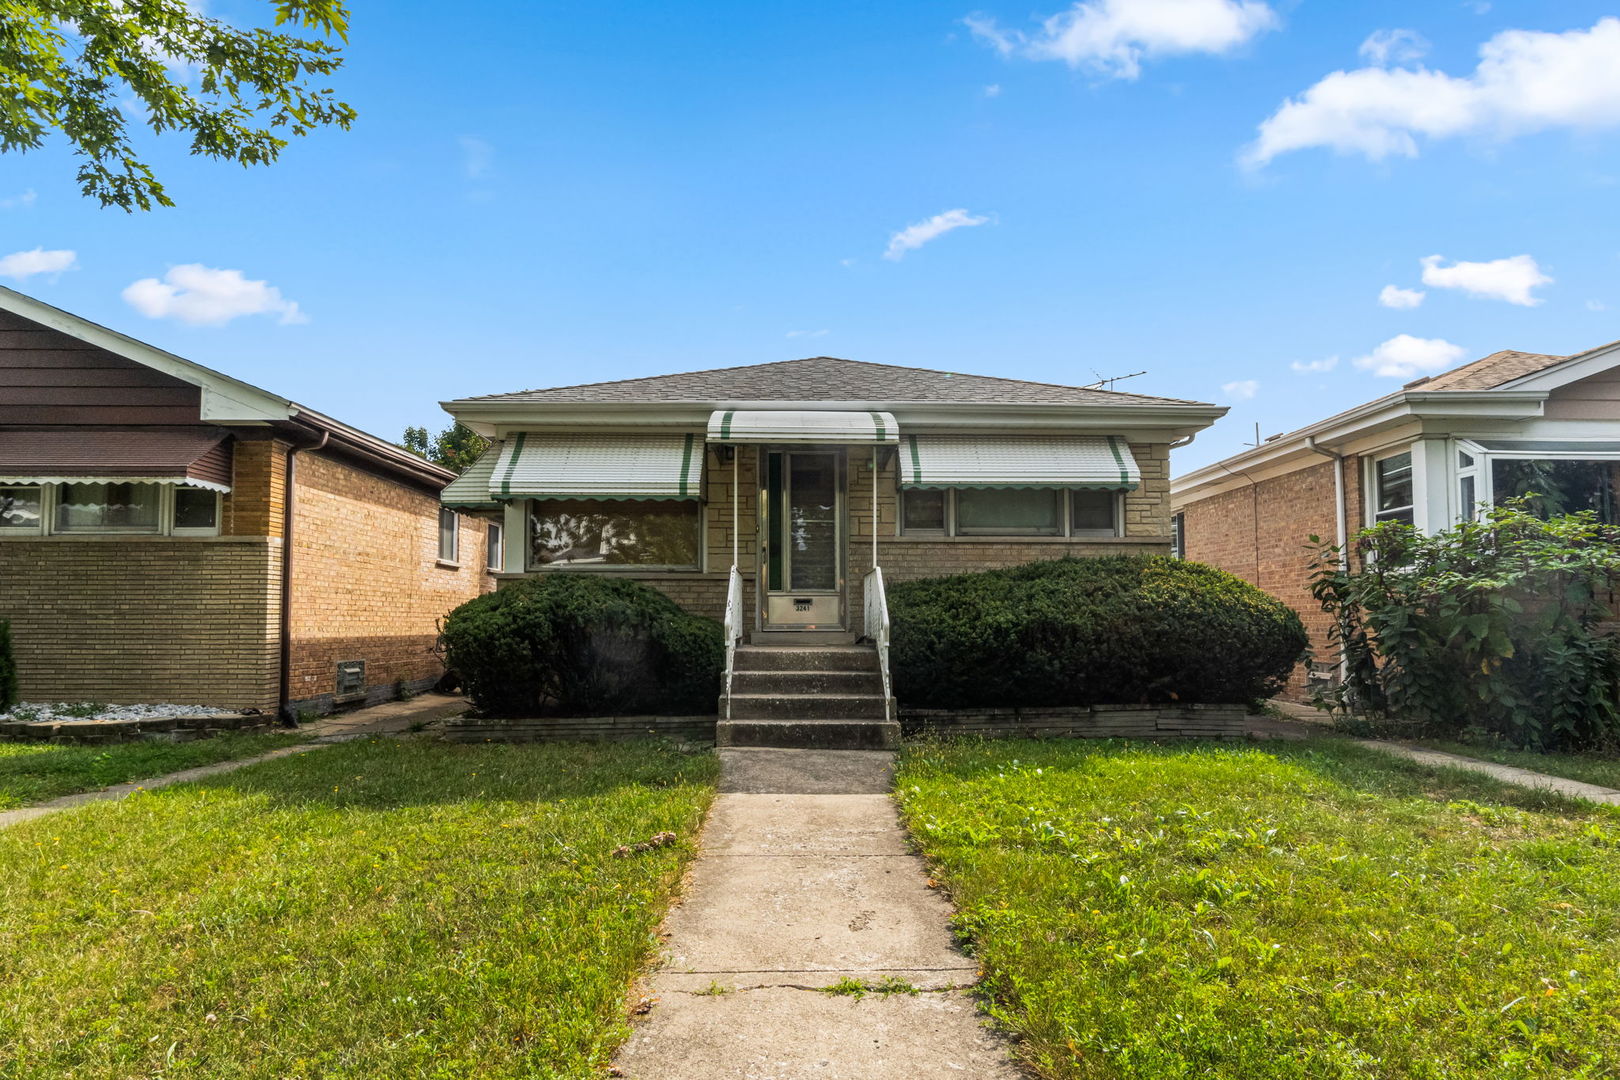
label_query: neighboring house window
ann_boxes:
[171,487,220,533]
[55,482,163,533]
[486,522,503,570]
[0,486,42,531]
[1,482,220,537]
[1170,512,1185,558]
[1457,449,1481,522]
[528,498,701,569]
[1371,452,1415,526]
[899,488,1122,538]
[1490,457,1618,524]
[438,507,460,563]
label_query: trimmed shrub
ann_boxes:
[440,575,723,717]
[889,556,1307,709]
[0,619,14,713]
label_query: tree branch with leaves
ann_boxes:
[0,0,355,210]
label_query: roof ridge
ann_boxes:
[457,355,1193,405]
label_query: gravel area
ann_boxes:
[0,703,234,724]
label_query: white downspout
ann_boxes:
[871,445,879,571]
[732,447,739,570]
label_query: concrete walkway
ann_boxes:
[1361,740,1620,805]
[1251,699,1620,806]
[0,693,467,831]
[613,748,1023,1079]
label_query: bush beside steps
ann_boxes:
[440,575,723,718]
[888,555,1308,711]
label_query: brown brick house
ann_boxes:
[1171,341,1620,699]
[0,286,493,717]
[442,358,1224,631]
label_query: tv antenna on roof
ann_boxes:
[1082,369,1146,391]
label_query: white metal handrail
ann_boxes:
[863,566,893,715]
[723,564,744,720]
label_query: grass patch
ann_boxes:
[1419,739,1620,792]
[897,737,1620,1080]
[0,738,717,1079]
[0,731,305,810]
[819,975,922,1000]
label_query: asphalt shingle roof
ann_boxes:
[458,356,1206,407]
[1411,349,1567,391]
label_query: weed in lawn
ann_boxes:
[0,738,718,1079]
[695,981,733,996]
[819,975,922,1000]
[897,736,1620,1080]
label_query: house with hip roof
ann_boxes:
[0,287,494,718]
[440,358,1224,746]
[1171,341,1620,700]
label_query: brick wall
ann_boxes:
[0,537,281,710]
[286,450,492,713]
[1178,455,1363,698]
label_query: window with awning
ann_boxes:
[707,410,898,445]
[899,434,1140,490]
[490,433,703,500]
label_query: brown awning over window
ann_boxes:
[0,428,233,492]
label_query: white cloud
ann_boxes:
[0,189,37,210]
[1379,284,1426,309]
[122,264,306,326]
[1420,253,1551,305]
[1352,334,1468,378]
[0,248,77,280]
[459,136,493,180]
[1221,378,1259,400]
[966,0,1278,81]
[883,208,991,260]
[1290,356,1338,373]
[984,83,1003,97]
[1359,29,1429,67]
[786,329,829,339]
[1587,299,1608,312]
[1245,17,1620,166]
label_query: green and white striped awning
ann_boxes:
[707,409,898,445]
[900,435,1140,490]
[439,442,505,508]
[486,432,703,501]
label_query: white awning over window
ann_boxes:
[488,432,703,500]
[899,435,1140,490]
[707,409,899,445]
[439,442,504,508]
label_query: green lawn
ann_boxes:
[0,738,717,1079]
[0,731,306,810]
[896,737,1620,1080]
[1419,739,1620,792]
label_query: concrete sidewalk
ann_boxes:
[613,748,1023,1079]
[1363,741,1620,805]
[0,693,467,831]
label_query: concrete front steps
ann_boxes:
[718,644,899,750]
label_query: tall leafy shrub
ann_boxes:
[0,619,15,713]
[1309,503,1620,750]
[440,575,723,717]
[889,556,1307,708]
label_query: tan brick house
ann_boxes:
[0,286,493,717]
[1171,341,1620,699]
[441,356,1221,646]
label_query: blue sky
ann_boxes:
[4,0,1620,471]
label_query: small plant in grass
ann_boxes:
[1310,500,1620,751]
[0,619,15,713]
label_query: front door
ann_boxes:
[761,449,845,630]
